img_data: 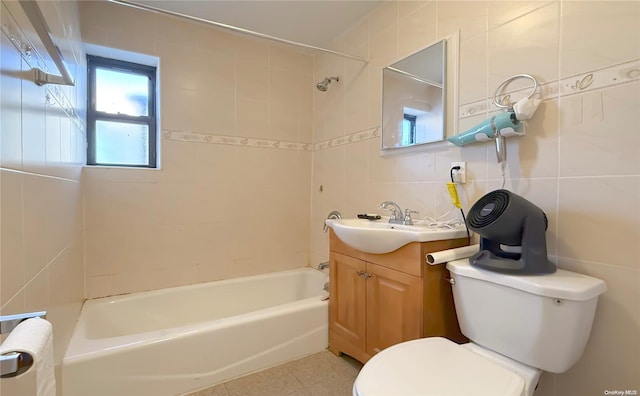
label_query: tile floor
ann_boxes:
[184,350,363,396]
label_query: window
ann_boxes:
[402,113,417,146]
[87,55,157,167]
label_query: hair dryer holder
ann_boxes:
[448,74,540,180]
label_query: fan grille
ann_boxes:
[468,190,510,229]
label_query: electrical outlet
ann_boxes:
[451,161,467,184]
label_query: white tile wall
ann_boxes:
[79,1,314,298]
[0,0,86,390]
[7,1,631,392]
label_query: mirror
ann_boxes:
[382,39,446,149]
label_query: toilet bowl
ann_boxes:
[352,337,540,396]
[353,259,606,396]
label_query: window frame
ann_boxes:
[86,55,157,168]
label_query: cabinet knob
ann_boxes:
[363,273,372,279]
[356,270,365,276]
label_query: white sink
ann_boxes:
[325,218,467,254]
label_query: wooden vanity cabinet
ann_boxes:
[328,230,468,364]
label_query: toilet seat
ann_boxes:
[353,337,525,396]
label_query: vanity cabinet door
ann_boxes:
[329,252,366,355]
[365,262,423,357]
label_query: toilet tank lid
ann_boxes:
[446,259,607,301]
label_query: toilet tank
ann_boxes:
[446,260,606,373]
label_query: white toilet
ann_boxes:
[353,259,607,396]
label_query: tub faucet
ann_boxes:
[379,201,403,224]
[323,210,342,232]
[317,262,329,271]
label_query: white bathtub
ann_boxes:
[62,268,329,396]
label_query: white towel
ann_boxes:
[0,318,56,396]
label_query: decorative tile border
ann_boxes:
[169,60,640,151]
[162,130,312,151]
[313,127,380,151]
[162,127,381,152]
[460,59,640,119]
[558,59,640,96]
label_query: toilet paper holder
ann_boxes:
[0,311,46,377]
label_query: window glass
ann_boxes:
[402,113,417,146]
[95,68,149,116]
[87,55,156,167]
[95,120,149,165]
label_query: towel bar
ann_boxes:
[18,0,75,86]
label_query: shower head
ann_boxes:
[316,76,339,91]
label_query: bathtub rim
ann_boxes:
[85,266,327,306]
[64,267,328,363]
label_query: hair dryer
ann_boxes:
[448,111,523,174]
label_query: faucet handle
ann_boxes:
[379,207,399,220]
[403,209,419,225]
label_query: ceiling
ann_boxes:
[134,0,382,47]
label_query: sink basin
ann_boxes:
[325,218,467,254]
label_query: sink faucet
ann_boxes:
[379,201,403,224]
